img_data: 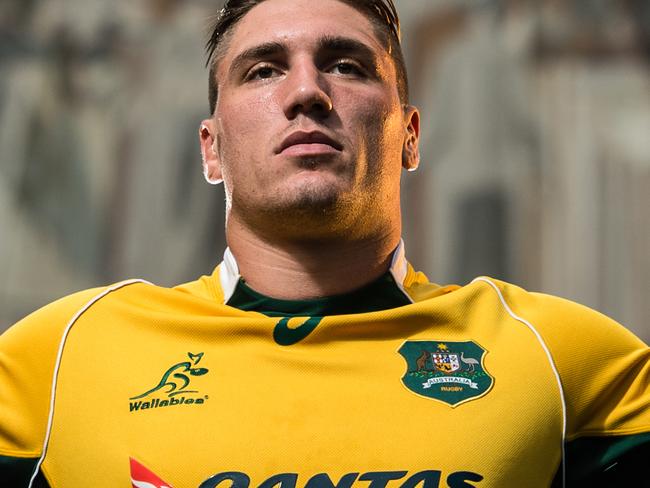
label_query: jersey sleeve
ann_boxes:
[501,284,650,484]
[0,288,103,484]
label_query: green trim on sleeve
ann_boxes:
[0,454,40,485]
[552,431,650,486]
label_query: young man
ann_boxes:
[1,1,648,487]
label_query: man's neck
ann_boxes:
[226,221,401,300]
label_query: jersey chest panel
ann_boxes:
[42,295,563,488]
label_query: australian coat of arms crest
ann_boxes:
[398,340,494,407]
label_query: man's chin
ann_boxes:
[293,187,342,209]
[281,173,351,210]
[246,186,358,239]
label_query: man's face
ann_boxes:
[200,0,419,239]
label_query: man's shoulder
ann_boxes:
[1,269,238,357]
[468,276,645,348]
[421,274,614,328]
[1,286,107,351]
[0,276,222,463]
[1,266,234,349]
[0,283,140,461]
[1,280,155,348]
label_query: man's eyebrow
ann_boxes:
[317,36,379,63]
[229,41,286,75]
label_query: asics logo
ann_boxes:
[273,316,323,345]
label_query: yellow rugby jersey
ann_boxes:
[1,246,649,487]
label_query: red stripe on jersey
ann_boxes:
[130,457,173,488]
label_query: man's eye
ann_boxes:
[247,66,278,80]
[330,62,362,76]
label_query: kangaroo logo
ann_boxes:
[130,352,209,400]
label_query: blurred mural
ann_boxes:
[0,0,648,341]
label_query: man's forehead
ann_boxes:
[221,0,386,63]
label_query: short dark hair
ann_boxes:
[205,0,407,114]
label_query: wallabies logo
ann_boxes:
[129,352,209,412]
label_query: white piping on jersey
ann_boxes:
[472,277,567,488]
[219,240,413,304]
[28,279,151,488]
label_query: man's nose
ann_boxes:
[281,63,333,120]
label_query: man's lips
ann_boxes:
[277,131,343,156]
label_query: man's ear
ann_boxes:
[402,105,420,171]
[199,119,223,185]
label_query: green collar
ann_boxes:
[227,272,411,317]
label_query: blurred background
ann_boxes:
[0,0,648,341]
